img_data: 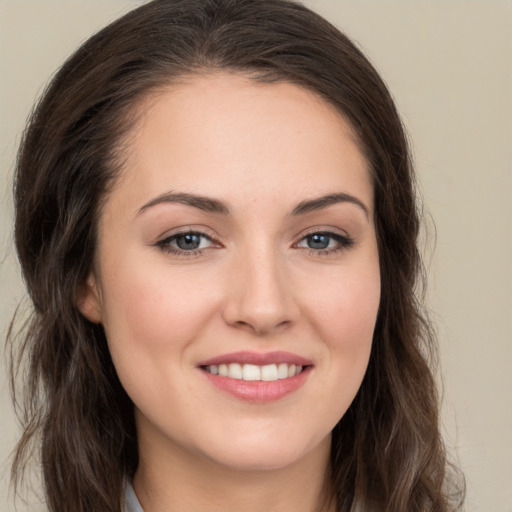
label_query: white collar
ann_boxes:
[125,481,144,512]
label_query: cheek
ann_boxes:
[97,261,226,425]
[286,261,380,439]
[303,259,380,389]
[308,264,380,346]
[99,260,222,368]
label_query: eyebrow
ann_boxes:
[137,192,230,215]
[291,193,369,218]
[137,191,369,218]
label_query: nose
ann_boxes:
[222,245,298,336]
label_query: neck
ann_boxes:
[133,432,335,512]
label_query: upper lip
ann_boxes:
[197,351,313,367]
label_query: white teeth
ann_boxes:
[242,364,261,381]
[261,364,278,381]
[206,362,305,381]
[228,363,243,379]
[277,363,289,379]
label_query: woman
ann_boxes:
[8,0,464,511]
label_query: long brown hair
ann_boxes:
[8,0,464,510]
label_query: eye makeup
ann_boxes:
[154,228,222,258]
[154,227,355,259]
[294,231,355,257]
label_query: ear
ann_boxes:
[77,273,102,324]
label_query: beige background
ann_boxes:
[1,1,511,511]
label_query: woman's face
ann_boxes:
[83,73,380,472]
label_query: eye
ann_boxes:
[156,230,216,255]
[296,231,353,254]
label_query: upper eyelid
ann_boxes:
[295,231,353,247]
[157,226,219,242]
[158,232,219,250]
[293,225,351,241]
[298,231,349,241]
[162,232,212,244]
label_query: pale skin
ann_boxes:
[81,72,381,512]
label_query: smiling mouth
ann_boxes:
[197,351,313,401]
[202,363,307,382]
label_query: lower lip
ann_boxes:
[201,367,312,403]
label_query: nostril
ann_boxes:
[228,318,293,336]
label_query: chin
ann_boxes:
[196,427,331,473]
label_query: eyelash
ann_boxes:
[155,229,218,258]
[155,229,354,258]
[295,231,354,257]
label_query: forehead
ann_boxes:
[108,72,372,217]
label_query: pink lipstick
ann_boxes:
[198,351,313,402]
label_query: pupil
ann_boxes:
[177,233,201,250]
[308,234,330,249]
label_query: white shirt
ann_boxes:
[125,481,144,512]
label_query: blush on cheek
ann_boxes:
[106,268,218,353]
